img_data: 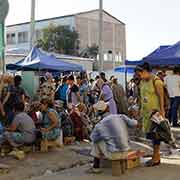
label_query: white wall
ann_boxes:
[6,16,75,50]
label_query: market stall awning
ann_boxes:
[6,47,84,72]
[114,66,136,74]
[143,42,180,66]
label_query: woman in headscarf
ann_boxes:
[93,78,117,114]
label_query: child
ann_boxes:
[76,103,92,139]
[24,95,31,113]
[28,101,41,127]
[128,96,137,107]
[128,105,143,138]
[54,100,74,140]
[69,104,84,141]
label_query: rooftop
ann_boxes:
[6,9,125,27]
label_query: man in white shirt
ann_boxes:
[164,67,180,127]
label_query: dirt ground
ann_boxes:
[0,143,92,180]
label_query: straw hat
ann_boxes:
[93,101,107,112]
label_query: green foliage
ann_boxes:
[38,24,79,55]
[80,44,99,59]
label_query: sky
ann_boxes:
[5,0,180,60]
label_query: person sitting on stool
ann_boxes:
[88,101,139,173]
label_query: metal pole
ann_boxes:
[112,23,116,69]
[0,23,5,73]
[98,0,103,72]
[30,0,36,50]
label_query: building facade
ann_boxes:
[6,10,126,70]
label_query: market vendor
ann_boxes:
[88,101,138,173]
[4,102,36,147]
[40,98,61,141]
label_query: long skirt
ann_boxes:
[108,99,117,114]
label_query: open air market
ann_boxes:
[0,0,180,180]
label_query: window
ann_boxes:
[18,31,28,43]
[6,33,16,45]
[115,52,122,62]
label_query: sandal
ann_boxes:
[145,159,161,167]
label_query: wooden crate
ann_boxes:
[40,139,63,152]
[64,137,76,145]
[112,159,127,176]
[111,150,143,176]
[127,150,143,169]
[111,152,128,176]
[127,157,140,169]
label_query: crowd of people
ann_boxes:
[0,63,179,173]
[0,71,128,148]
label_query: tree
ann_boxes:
[80,44,99,71]
[37,24,79,55]
[80,44,99,59]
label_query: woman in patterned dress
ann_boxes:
[40,98,61,140]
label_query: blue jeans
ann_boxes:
[153,139,161,145]
[170,97,180,126]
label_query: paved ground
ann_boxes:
[32,162,180,180]
[0,127,180,180]
[0,143,92,180]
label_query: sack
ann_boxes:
[146,132,157,140]
[148,120,173,143]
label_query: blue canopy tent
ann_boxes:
[124,46,173,67]
[143,42,180,66]
[143,45,171,58]
[123,42,180,67]
[114,66,137,91]
[6,47,84,72]
[114,66,136,73]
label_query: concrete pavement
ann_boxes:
[32,162,180,180]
